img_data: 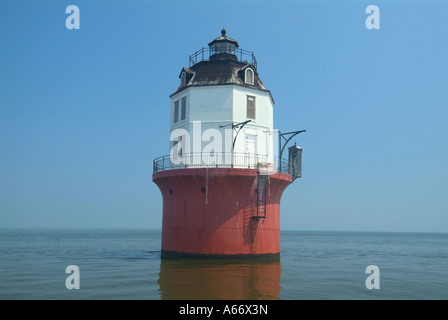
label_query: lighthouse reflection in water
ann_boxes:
[158,258,281,300]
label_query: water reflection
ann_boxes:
[158,257,281,300]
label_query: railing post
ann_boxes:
[278,131,282,172]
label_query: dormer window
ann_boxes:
[245,68,254,85]
[178,68,195,89]
[181,71,187,87]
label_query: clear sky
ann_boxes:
[1,0,447,232]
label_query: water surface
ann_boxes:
[1,229,447,299]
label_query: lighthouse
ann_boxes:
[153,29,304,258]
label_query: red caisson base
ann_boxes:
[153,168,291,257]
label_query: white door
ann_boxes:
[245,134,257,168]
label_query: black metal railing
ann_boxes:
[189,47,257,69]
[153,152,289,175]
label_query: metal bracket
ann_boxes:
[278,130,306,172]
[220,120,252,149]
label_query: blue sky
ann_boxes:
[1,0,447,232]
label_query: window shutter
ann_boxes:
[247,96,255,120]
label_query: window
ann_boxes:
[247,95,256,120]
[174,100,179,123]
[181,97,186,121]
[211,42,236,55]
[181,71,186,87]
[178,136,184,157]
[174,97,186,123]
[245,68,254,85]
[172,135,185,158]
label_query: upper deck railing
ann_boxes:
[153,152,289,175]
[189,47,257,69]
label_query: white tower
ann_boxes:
[168,29,275,169]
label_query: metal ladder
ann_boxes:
[255,173,268,219]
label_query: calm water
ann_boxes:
[0,229,447,300]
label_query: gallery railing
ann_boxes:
[189,47,257,69]
[153,152,289,175]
